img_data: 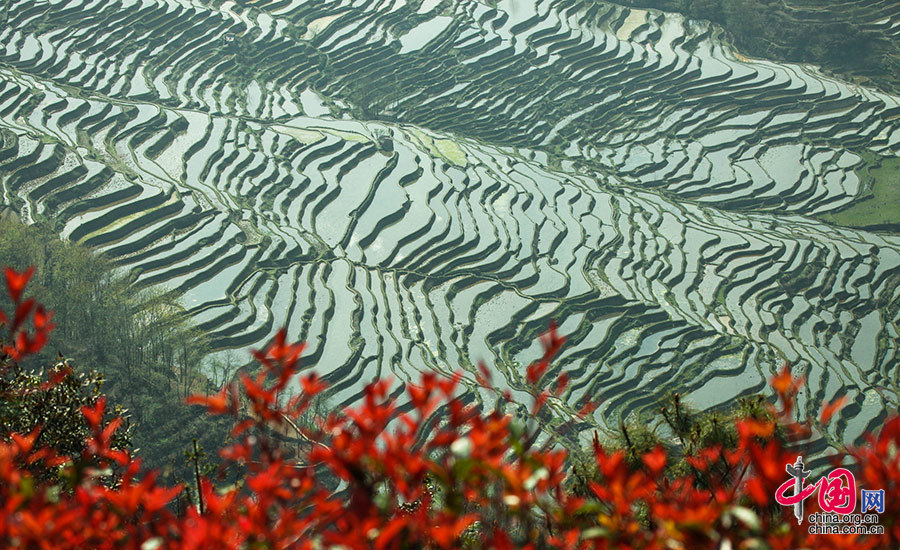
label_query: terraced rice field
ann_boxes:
[1,0,899,448]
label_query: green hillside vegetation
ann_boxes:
[0,214,229,475]
[0,359,133,483]
[611,0,900,96]
[819,156,900,230]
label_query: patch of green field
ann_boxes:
[434,139,467,166]
[271,125,324,144]
[409,129,467,166]
[303,14,341,40]
[820,156,900,229]
[321,128,369,143]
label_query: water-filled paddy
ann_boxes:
[0,0,898,449]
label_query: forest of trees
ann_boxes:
[0,212,229,476]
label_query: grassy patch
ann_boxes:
[434,139,467,166]
[321,128,369,143]
[819,156,900,229]
[409,129,467,166]
[271,125,324,144]
[303,14,342,40]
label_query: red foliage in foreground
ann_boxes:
[1,265,898,549]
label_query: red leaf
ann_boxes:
[540,320,566,358]
[261,329,306,383]
[477,361,493,386]
[375,516,408,550]
[577,400,599,418]
[5,266,34,304]
[526,359,548,385]
[232,419,255,437]
[2,344,18,360]
[686,454,710,471]
[490,528,513,550]
[744,478,769,506]
[771,365,793,394]
[5,331,36,361]
[770,362,803,407]
[724,448,743,466]
[438,370,461,396]
[409,383,430,410]
[101,417,124,443]
[81,397,106,430]
[105,448,130,466]
[736,418,775,441]
[820,396,848,425]
[33,306,54,331]
[13,298,35,331]
[533,390,549,414]
[40,364,73,390]
[553,372,570,396]
[300,372,326,395]
[25,329,48,356]
[186,393,226,413]
[32,329,48,351]
[641,445,667,476]
[141,484,182,513]
[11,428,40,454]
[241,373,274,406]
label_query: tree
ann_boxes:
[0,267,131,481]
[0,217,226,472]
